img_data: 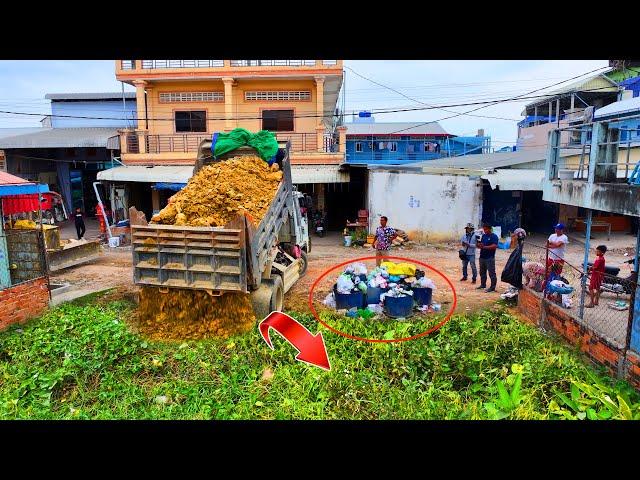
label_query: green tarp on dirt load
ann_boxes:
[211,128,279,163]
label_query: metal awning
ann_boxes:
[98,164,350,185]
[291,165,349,184]
[482,169,544,191]
[97,165,193,183]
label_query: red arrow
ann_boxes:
[259,311,331,371]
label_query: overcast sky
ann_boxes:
[0,60,610,145]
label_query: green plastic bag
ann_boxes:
[212,128,279,163]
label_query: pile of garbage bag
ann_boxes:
[336,262,369,294]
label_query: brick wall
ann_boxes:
[518,287,640,390]
[0,277,50,331]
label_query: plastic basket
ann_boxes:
[413,287,433,306]
[383,295,414,318]
[334,285,366,310]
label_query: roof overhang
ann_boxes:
[0,183,50,196]
[482,169,544,191]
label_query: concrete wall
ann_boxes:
[367,171,482,242]
[543,179,640,217]
[51,100,137,128]
[6,230,47,285]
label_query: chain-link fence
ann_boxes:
[521,241,636,349]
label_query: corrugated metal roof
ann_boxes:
[594,96,640,119]
[345,122,450,136]
[524,73,619,110]
[0,128,121,149]
[414,148,576,171]
[482,169,544,191]
[0,128,44,140]
[45,92,137,101]
[97,165,193,183]
[0,171,29,185]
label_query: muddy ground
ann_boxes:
[50,229,637,318]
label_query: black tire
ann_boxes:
[299,251,308,277]
[270,274,284,312]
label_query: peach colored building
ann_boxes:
[100,60,349,221]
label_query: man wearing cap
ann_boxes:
[547,223,569,274]
[459,223,477,283]
[476,222,499,292]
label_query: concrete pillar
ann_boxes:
[548,101,553,123]
[222,77,235,132]
[133,80,147,153]
[315,76,325,151]
[534,105,538,125]
[317,183,325,212]
[570,94,575,111]
[151,189,160,214]
[556,99,560,125]
[337,126,347,154]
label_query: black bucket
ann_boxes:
[383,295,414,318]
[334,284,366,310]
[413,287,433,306]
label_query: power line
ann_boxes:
[385,66,612,135]
[345,66,521,122]
[0,84,621,124]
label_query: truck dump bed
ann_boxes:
[130,140,295,294]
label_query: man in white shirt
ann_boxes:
[547,223,569,274]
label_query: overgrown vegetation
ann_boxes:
[1,295,639,419]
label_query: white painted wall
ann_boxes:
[368,171,483,242]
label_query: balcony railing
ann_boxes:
[547,115,640,183]
[123,132,337,154]
[140,60,224,69]
[230,60,316,67]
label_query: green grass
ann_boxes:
[1,296,639,419]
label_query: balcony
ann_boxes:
[121,132,338,155]
[116,60,343,79]
[543,117,640,216]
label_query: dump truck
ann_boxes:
[129,139,310,319]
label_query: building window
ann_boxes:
[355,142,363,152]
[423,142,430,152]
[262,110,294,132]
[245,91,311,101]
[159,92,223,103]
[390,142,397,152]
[174,111,207,132]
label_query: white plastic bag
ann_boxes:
[351,262,368,276]
[323,292,336,309]
[336,274,355,294]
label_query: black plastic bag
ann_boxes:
[501,243,523,289]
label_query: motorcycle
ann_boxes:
[587,259,636,297]
[313,211,326,237]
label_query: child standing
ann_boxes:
[586,245,607,308]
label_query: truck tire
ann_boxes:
[299,251,308,277]
[270,274,284,312]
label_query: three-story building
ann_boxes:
[100,60,347,220]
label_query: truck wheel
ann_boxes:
[299,251,308,277]
[270,274,284,312]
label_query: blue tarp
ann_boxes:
[152,182,186,191]
[0,183,49,197]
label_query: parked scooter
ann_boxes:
[587,258,636,297]
[313,211,326,237]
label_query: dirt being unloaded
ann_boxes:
[135,287,256,340]
[150,155,282,227]
[137,155,282,340]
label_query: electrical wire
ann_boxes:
[385,66,612,135]
[0,84,621,124]
[344,66,520,122]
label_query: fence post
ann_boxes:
[579,209,593,320]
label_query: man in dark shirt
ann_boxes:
[476,222,499,292]
[74,207,86,240]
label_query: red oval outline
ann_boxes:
[307,255,457,343]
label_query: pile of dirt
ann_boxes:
[136,287,256,340]
[137,155,281,340]
[150,155,282,227]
